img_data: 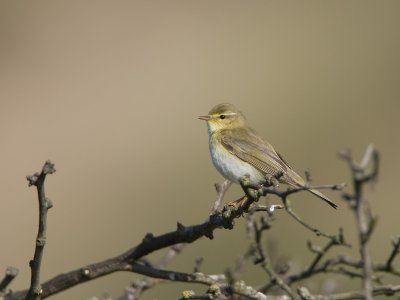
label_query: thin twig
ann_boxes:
[258,183,343,240]
[298,284,400,299]
[128,262,223,285]
[283,198,337,240]
[24,161,55,300]
[385,236,400,271]
[120,243,186,299]
[247,209,296,299]
[0,267,19,294]
[211,180,232,213]
[240,176,343,241]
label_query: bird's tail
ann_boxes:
[308,188,338,209]
[283,169,337,209]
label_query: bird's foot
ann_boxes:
[264,174,280,188]
[227,195,248,208]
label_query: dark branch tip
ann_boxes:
[176,222,186,234]
[304,169,312,183]
[204,230,214,240]
[338,227,350,246]
[307,240,322,254]
[142,233,154,243]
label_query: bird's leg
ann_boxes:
[225,175,261,212]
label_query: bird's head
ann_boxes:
[198,103,247,134]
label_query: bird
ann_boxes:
[198,103,337,209]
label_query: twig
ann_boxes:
[240,175,343,241]
[282,198,337,240]
[247,210,296,299]
[250,204,284,213]
[328,267,383,283]
[119,244,186,299]
[124,183,228,298]
[259,232,347,294]
[211,180,232,213]
[298,284,400,300]
[229,281,268,300]
[128,262,222,285]
[340,144,379,300]
[193,257,204,273]
[258,183,343,240]
[305,229,350,275]
[0,267,19,294]
[24,161,55,300]
[260,263,295,299]
[385,236,400,271]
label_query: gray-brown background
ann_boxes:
[1,1,399,299]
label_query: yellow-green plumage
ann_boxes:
[200,103,337,209]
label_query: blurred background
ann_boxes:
[1,1,399,299]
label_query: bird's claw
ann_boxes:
[264,174,280,188]
[227,195,247,208]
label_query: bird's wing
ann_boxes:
[219,128,290,178]
[219,128,337,209]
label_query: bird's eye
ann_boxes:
[219,115,226,119]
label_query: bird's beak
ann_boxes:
[198,115,212,121]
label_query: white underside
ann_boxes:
[209,136,265,185]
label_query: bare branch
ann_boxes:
[24,161,55,300]
[4,145,398,300]
[298,284,400,300]
[340,144,379,300]
[6,186,268,300]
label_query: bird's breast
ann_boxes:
[209,135,265,185]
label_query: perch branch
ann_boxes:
[6,187,275,300]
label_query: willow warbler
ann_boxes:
[199,103,337,209]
